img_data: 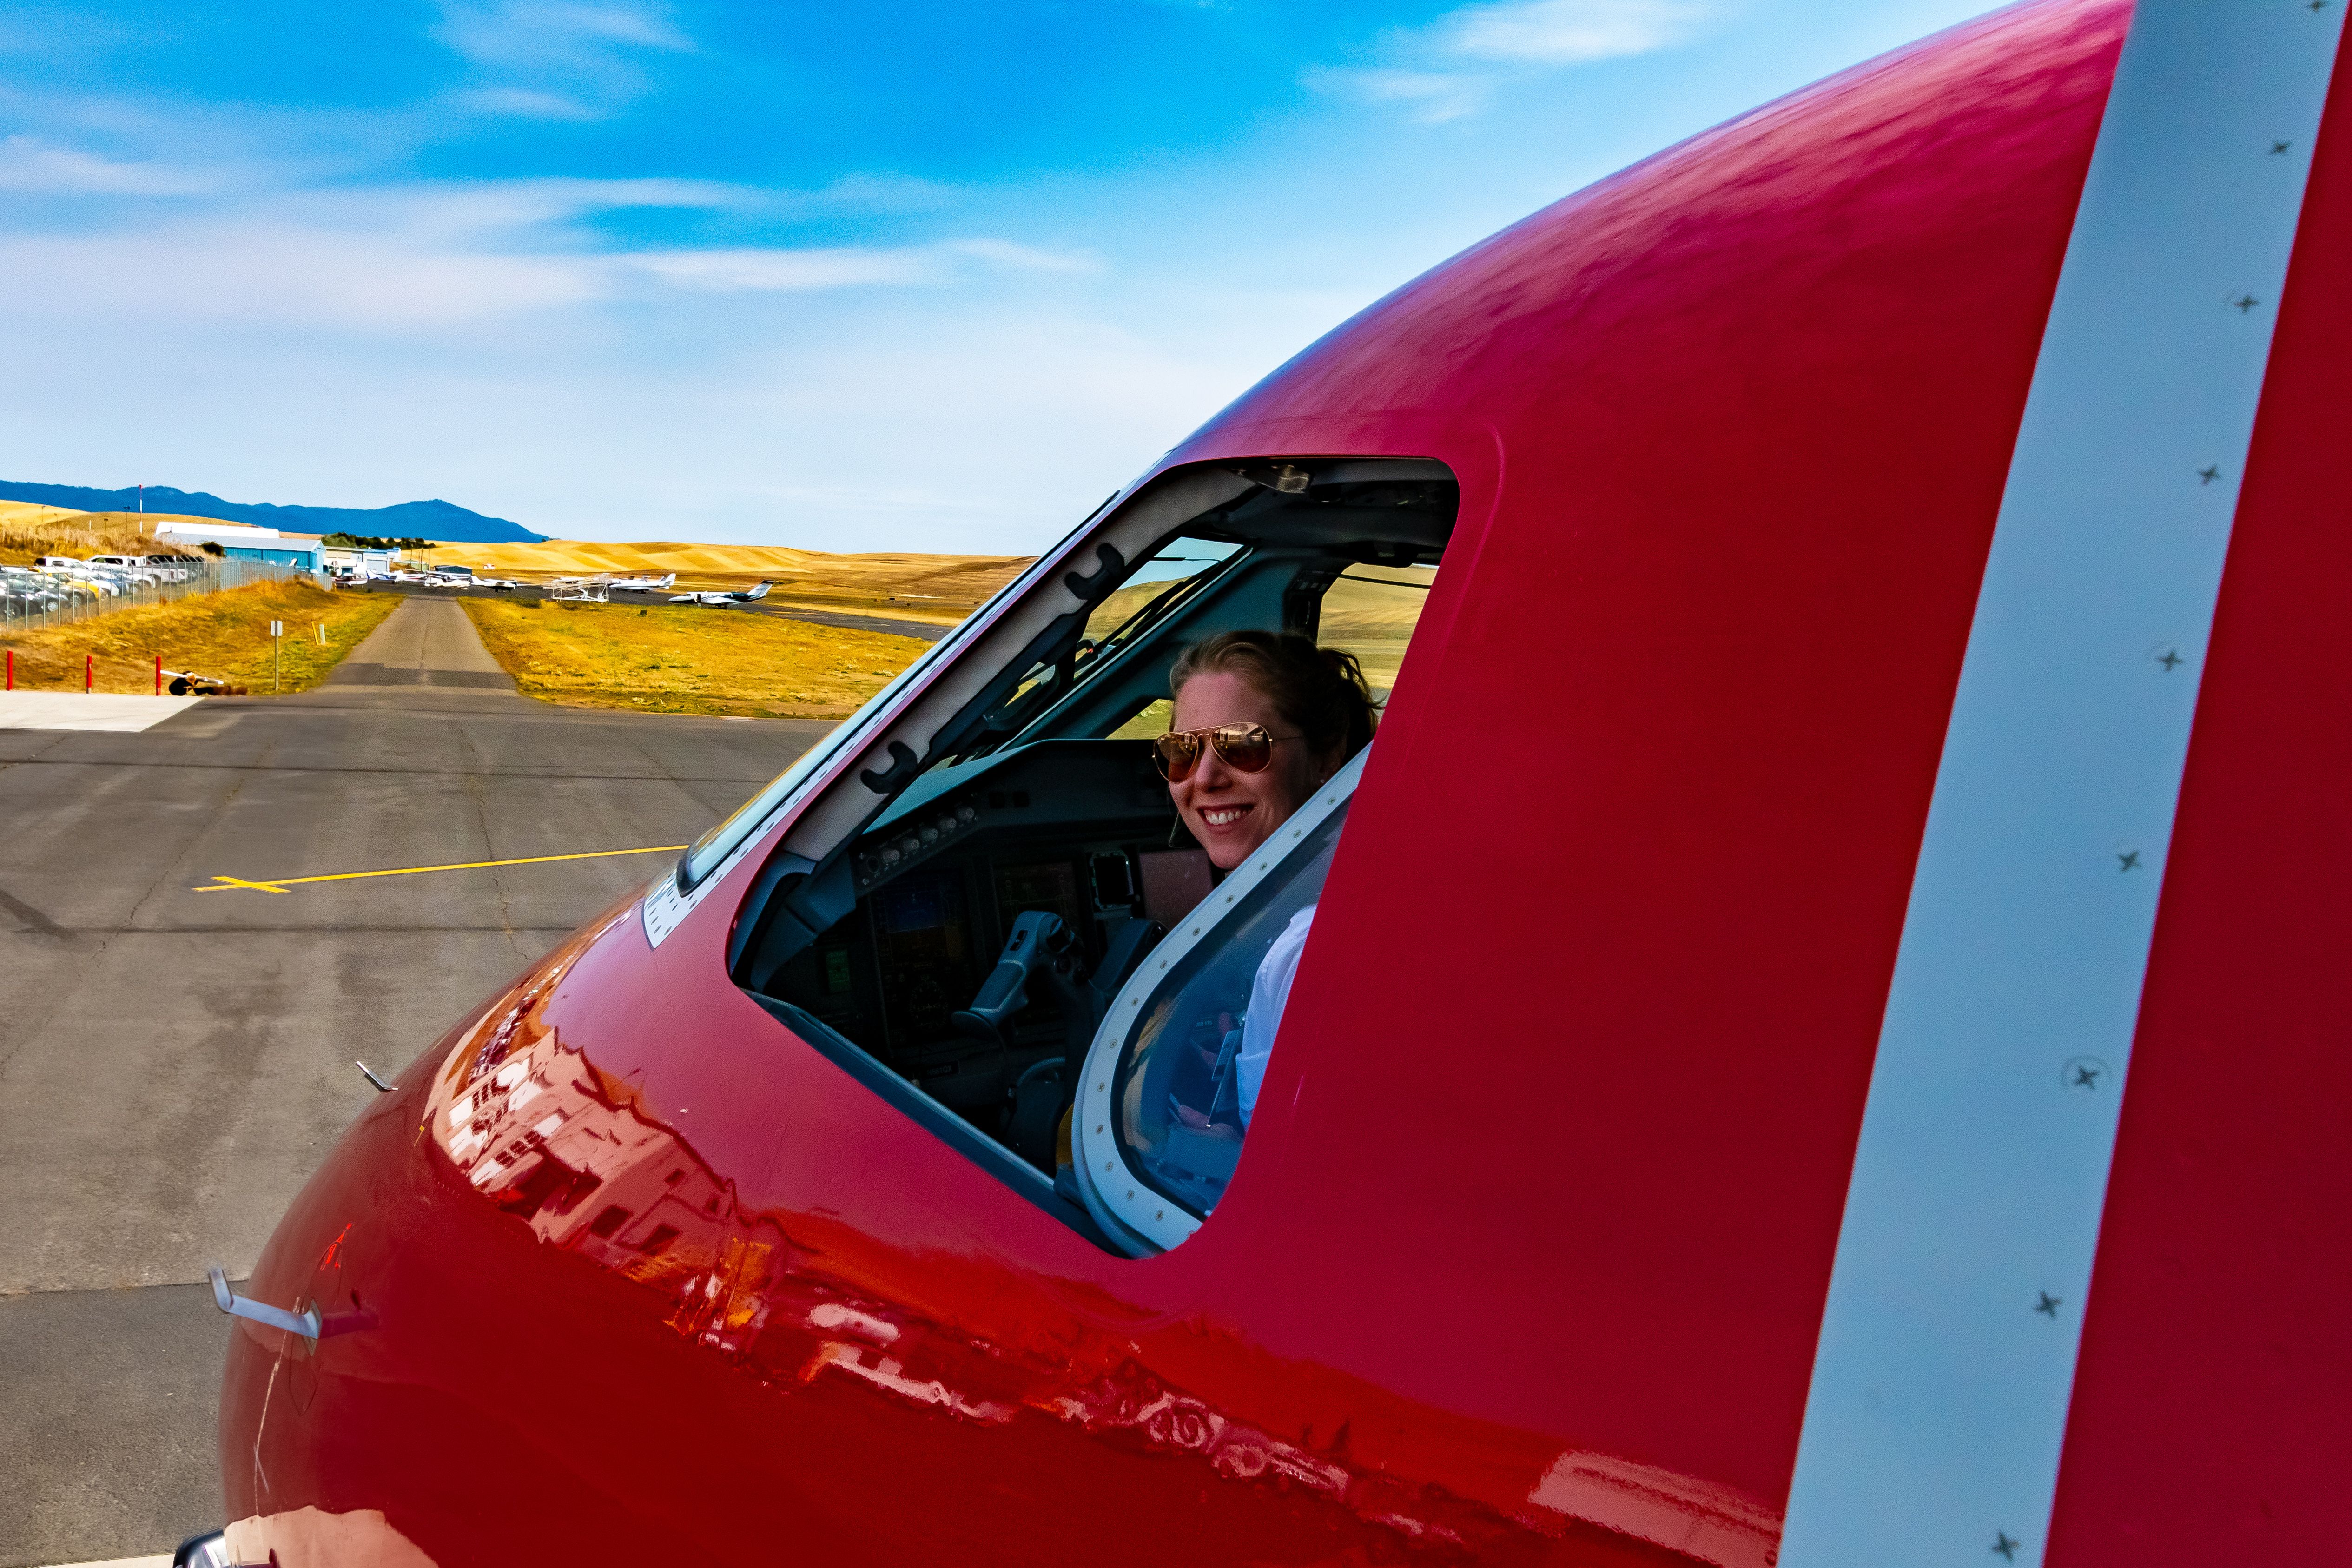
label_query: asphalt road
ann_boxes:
[740,603,956,641]
[0,598,831,1568]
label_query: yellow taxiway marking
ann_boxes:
[194,844,688,894]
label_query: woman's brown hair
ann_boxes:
[1169,629,1378,762]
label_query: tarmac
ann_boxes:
[0,598,832,1568]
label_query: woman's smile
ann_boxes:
[1167,669,1330,870]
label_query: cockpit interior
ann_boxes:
[724,458,1457,1242]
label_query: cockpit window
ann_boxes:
[720,457,1453,1254]
[1072,537,1247,740]
[1079,539,1245,663]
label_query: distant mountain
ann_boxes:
[0,481,547,543]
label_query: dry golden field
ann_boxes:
[0,580,399,694]
[0,499,89,536]
[460,597,931,718]
[1316,565,1437,692]
[430,538,1031,621]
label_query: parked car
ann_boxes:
[87,553,164,586]
[31,558,114,596]
[1,566,69,615]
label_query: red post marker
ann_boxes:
[5,649,12,691]
[85,653,93,693]
[156,655,163,695]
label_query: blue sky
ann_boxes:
[1,0,1997,550]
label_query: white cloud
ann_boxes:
[433,0,690,68]
[340,175,763,234]
[1301,67,1492,125]
[1438,0,1708,64]
[941,238,1101,275]
[788,173,960,216]
[431,0,690,120]
[0,169,1104,332]
[0,135,212,195]
[0,225,602,329]
[1308,0,1713,122]
[621,246,941,293]
[452,86,601,121]
[621,239,1099,295]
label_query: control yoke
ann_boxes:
[953,909,1161,1059]
[951,910,1071,1047]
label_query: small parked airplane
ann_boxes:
[607,573,677,592]
[667,580,773,606]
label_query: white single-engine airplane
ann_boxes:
[606,573,677,592]
[667,580,773,606]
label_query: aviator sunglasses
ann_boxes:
[1152,722,1301,782]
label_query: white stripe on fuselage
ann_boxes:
[1779,5,2343,1565]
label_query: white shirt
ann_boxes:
[1236,905,1315,1126]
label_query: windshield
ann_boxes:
[1078,539,1243,664]
[1064,537,1243,740]
[1315,563,1435,701]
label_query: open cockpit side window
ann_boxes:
[719,457,1455,1253]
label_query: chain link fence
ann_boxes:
[1,558,321,635]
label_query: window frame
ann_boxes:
[1069,747,1370,1255]
[705,454,1453,1253]
[646,466,1256,946]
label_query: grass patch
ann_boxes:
[0,581,401,694]
[461,597,929,718]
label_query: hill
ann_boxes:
[0,498,88,531]
[0,481,544,543]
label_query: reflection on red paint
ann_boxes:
[684,1195,1777,1562]
[420,909,751,1337]
[400,913,1785,1561]
[1529,1453,1782,1568]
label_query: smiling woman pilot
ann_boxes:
[1152,629,1378,1128]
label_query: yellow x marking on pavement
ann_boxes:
[194,844,689,894]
